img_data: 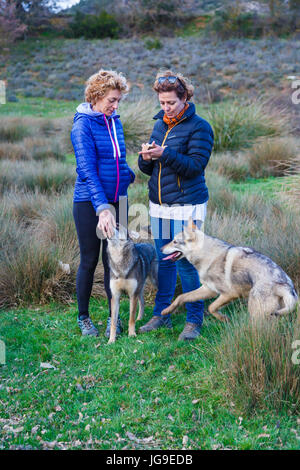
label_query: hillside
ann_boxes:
[1,36,299,109]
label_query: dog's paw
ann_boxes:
[128,332,137,338]
[161,306,172,316]
[107,338,116,344]
[220,314,230,323]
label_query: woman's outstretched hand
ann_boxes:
[97,209,116,239]
[139,141,165,160]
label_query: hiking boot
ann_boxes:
[105,316,123,338]
[139,315,173,333]
[77,317,99,337]
[178,322,201,341]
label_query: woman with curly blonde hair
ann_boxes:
[71,69,135,337]
[138,70,214,341]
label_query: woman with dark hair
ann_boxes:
[71,69,135,337]
[138,70,214,341]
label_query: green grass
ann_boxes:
[230,176,291,198]
[0,97,77,118]
[0,299,299,450]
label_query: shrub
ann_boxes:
[0,189,78,309]
[0,137,66,161]
[216,313,300,413]
[205,101,290,152]
[0,120,31,142]
[247,137,300,178]
[119,98,158,152]
[1,189,50,224]
[68,11,120,39]
[209,8,264,39]
[0,159,75,194]
[209,7,300,39]
[209,152,249,181]
[205,179,300,286]
[144,38,162,50]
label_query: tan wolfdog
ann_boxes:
[161,218,298,321]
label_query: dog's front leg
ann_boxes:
[161,293,185,316]
[161,285,217,316]
[108,293,120,344]
[129,295,138,337]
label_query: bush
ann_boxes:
[144,38,162,50]
[0,189,78,309]
[209,7,300,39]
[0,159,75,194]
[209,8,264,39]
[68,11,120,39]
[209,152,249,181]
[247,137,299,178]
[0,120,32,142]
[216,313,300,413]
[206,178,300,286]
[119,98,158,152]
[205,101,290,152]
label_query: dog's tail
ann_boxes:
[276,285,298,316]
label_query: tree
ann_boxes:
[0,0,27,46]
[6,0,57,33]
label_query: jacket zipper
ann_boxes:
[158,118,186,205]
[104,115,120,203]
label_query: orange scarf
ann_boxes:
[163,103,189,128]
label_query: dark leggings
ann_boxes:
[73,201,119,319]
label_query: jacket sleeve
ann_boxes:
[160,120,214,178]
[71,117,110,215]
[138,154,154,176]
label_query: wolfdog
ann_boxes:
[107,225,158,343]
[161,219,298,321]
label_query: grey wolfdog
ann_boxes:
[106,225,158,343]
[161,218,298,322]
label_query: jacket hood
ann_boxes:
[74,102,119,122]
[153,101,196,121]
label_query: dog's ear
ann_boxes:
[184,217,197,240]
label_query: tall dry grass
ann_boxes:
[0,159,75,194]
[208,151,249,181]
[206,172,300,285]
[216,312,300,413]
[0,189,78,309]
[247,137,300,178]
[206,100,290,152]
[119,98,158,152]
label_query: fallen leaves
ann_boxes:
[40,362,56,370]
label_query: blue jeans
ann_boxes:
[150,217,204,326]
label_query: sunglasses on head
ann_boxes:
[158,76,184,87]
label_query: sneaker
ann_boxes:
[105,316,123,338]
[77,317,99,337]
[178,322,201,341]
[139,315,173,333]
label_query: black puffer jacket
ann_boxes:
[138,102,214,205]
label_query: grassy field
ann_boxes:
[0,95,299,450]
[0,299,299,450]
[0,97,77,118]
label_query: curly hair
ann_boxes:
[153,70,194,101]
[84,69,129,105]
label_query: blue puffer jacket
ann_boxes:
[71,103,135,214]
[138,102,214,205]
